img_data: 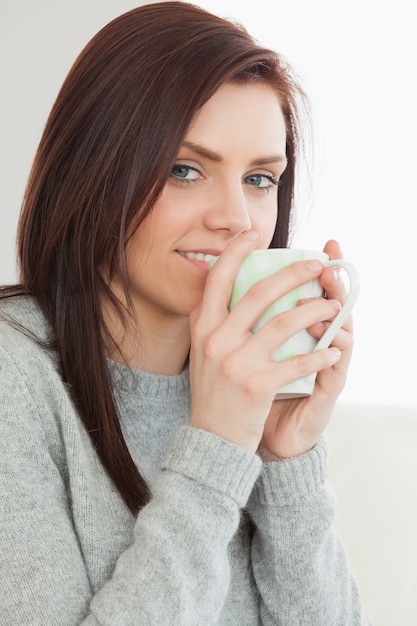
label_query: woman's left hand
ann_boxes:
[258,239,354,461]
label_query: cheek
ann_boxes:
[250,203,278,245]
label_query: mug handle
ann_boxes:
[314,259,360,351]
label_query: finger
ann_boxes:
[199,230,262,319]
[320,239,356,334]
[321,239,347,301]
[237,297,342,362]
[279,345,343,387]
[233,344,342,399]
[321,266,348,302]
[314,328,353,395]
[323,238,343,259]
[193,266,338,382]
[224,258,326,335]
[309,322,353,352]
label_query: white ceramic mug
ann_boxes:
[227,248,360,399]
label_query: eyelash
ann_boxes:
[171,164,281,192]
[245,173,280,191]
[171,164,201,184]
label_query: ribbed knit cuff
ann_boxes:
[162,425,262,508]
[248,438,328,507]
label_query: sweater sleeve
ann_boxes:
[88,426,262,625]
[246,439,372,626]
[0,338,261,626]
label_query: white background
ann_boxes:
[1,0,416,410]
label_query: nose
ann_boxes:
[202,180,252,235]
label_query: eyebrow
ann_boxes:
[181,140,287,167]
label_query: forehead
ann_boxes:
[185,82,286,156]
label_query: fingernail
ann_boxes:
[307,260,323,271]
[328,347,342,363]
[297,298,314,306]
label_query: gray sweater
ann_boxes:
[0,296,370,625]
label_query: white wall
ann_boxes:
[1,0,416,410]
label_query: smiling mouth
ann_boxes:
[177,251,220,266]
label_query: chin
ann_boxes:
[179,278,207,314]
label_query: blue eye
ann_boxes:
[171,164,201,182]
[244,174,279,189]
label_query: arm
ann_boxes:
[247,440,371,625]
[90,426,261,625]
[187,235,370,623]
[0,339,261,625]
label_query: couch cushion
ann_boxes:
[326,403,417,626]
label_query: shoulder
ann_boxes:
[0,295,64,415]
[0,296,84,469]
[0,295,56,366]
[0,294,50,343]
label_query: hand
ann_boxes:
[188,234,345,454]
[258,239,354,460]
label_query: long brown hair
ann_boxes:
[2,1,307,513]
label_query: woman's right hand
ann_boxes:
[188,231,341,453]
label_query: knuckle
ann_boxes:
[190,321,205,346]
[201,332,222,360]
[292,352,313,377]
[270,310,292,335]
[241,374,260,396]
[246,280,265,302]
[334,327,354,350]
[291,259,319,279]
[220,353,241,381]
[191,322,224,359]
[241,372,270,399]
[324,299,341,319]
[220,357,263,398]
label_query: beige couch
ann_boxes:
[326,403,417,626]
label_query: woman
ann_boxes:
[0,2,370,624]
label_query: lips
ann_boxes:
[178,251,219,265]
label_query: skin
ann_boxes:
[107,82,353,460]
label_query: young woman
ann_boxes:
[0,2,370,624]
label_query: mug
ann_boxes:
[226,248,360,399]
